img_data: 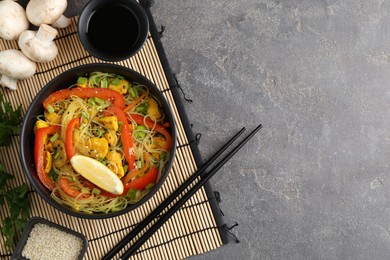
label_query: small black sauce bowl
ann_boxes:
[12,217,88,260]
[78,0,149,61]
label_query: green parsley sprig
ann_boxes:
[0,163,29,248]
[0,93,23,146]
[0,93,29,248]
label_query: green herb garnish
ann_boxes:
[92,188,101,195]
[0,93,23,146]
[46,104,55,114]
[77,77,88,84]
[94,97,105,105]
[100,79,108,88]
[123,165,128,173]
[48,168,59,181]
[0,163,29,248]
[134,125,147,139]
[50,133,59,143]
[87,98,96,107]
[81,111,90,120]
[136,102,148,113]
[111,78,121,85]
[129,86,138,98]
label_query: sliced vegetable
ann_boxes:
[59,177,90,199]
[105,107,135,170]
[123,91,147,112]
[52,140,67,167]
[124,166,158,191]
[49,133,59,143]
[92,187,101,195]
[121,153,150,184]
[77,76,88,88]
[128,114,173,151]
[65,118,80,159]
[43,151,52,173]
[134,125,147,139]
[43,87,125,110]
[111,78,121,85]
[100,79,108,88]
[102,166,158,197]
[135,102,148,113]
[46,105,55,114]
[34,125,60,191]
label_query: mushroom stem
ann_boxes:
[52,15,71,28]
[35,24,58,42]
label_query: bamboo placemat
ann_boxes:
[0,14,225,260]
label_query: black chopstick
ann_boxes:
[119,124,262,259]
[102,127,246,260]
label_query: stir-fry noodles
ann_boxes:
[34,72,172,213]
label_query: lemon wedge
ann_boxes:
[70,155,124,195]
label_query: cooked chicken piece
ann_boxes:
[74,131,109,159]
[147,98,162,120]
[103,130,118,147]
[99,116,119,131]
[109,79,129,94]
[106,150,125,178]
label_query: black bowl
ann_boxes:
[78,0,149,61]
[12,217,88,260]
[20,63,176,218]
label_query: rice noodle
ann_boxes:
[36,72,171,213]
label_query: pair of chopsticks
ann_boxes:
[102,123,262,259]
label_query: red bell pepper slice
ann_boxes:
[43,88,125,110]
[125,166,158,190]
[100,166,158,197]
[59,177,91,199]
[34,125,61,191]
[128,114,173,151]
[121,152,150,185]
[105,106,135,170]
[65,118,80,159]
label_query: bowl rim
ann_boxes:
[77,0,149,62]
[20,63,176,219]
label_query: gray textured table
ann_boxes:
[67,1,390,259]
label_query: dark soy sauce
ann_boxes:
[86,4,139,54]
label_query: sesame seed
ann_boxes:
[21,223,84,260]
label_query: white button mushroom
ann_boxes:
[26,0,71,28]
[18,24,59,63]
[0,50,36,90]
[0,0,29,40]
